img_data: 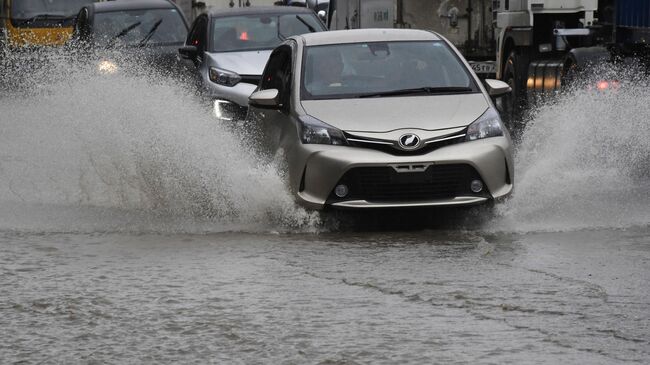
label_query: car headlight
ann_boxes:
[299,115,348,145]
[465,108,504,141]
[98,60,118,74]
[209,67,241,87]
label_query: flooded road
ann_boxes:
[1,52,649,363]
[2,228,649,364]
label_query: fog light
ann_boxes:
[470,179,483,193]
[334,184,349,198]
[213,99,233,121]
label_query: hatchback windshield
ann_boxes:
[211,14,322,52]
[93,9,187,46]
[302,41,477,100]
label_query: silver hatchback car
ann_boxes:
[248,29,514,210]
[179,7,326,120]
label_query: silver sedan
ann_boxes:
[248,29,514,209]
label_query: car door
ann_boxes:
[249,43,295,156]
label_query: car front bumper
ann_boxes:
[203,79,257,108]
[287,137,513,210]
[205,82,257,121]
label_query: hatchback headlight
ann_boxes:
[209,67,241,87]
[465,108,504,141]
[299,115,348,145]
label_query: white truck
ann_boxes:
[307,0,650,123]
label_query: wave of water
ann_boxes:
[495,67,650,232]
[0,50,319,233]
[1,50,648,234]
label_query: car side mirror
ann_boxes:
[317,10,327,23]
[484,79,512,97]
[178,45,198,60]
[249,89,280,108]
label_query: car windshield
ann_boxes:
[10,0,95,26]
[93,9,187,46]
[302,41,478,100]
[11,0,95,18]
[210,14,322,52]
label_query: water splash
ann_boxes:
[2,49,649,234]
[0,49,319,233]
[496,66,650,232]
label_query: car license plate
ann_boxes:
[469,61,496,74]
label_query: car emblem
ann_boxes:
[398,133,421,150]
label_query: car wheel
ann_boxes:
[501,50,530,131]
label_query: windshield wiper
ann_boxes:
[138,19,163,47]
[295,15,317,33]
[106,21,141,47]
[357,86,473,98]
[16,14,68,26]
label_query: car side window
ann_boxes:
[260,45,292,107]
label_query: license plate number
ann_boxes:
[470,62,496,74]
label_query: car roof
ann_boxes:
[92,0,178,13]
[208,6,316,17]
[294,28,442,46]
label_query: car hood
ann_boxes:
[206,50,272,76]
[95,43,189,73]
[301,94,489,133]
[141,44,184,64]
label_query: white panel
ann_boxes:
[359,0,395,28]
[527,0,598,12]
[496,11,531,28]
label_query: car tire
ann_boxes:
[501,50,530,131]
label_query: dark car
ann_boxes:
[178,7,326,120]
[71,0,189,73]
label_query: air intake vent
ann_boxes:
[328,164,488,203]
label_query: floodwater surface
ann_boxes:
[0,52,648,364]
[2,229,649,364]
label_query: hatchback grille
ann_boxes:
[328,164,487,203]
[345,133,466,155]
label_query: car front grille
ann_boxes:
[345,132,466,155]
[327,164,487,203]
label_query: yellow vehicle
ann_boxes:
[1,0,97,47]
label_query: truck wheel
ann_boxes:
[501,50,530,129]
